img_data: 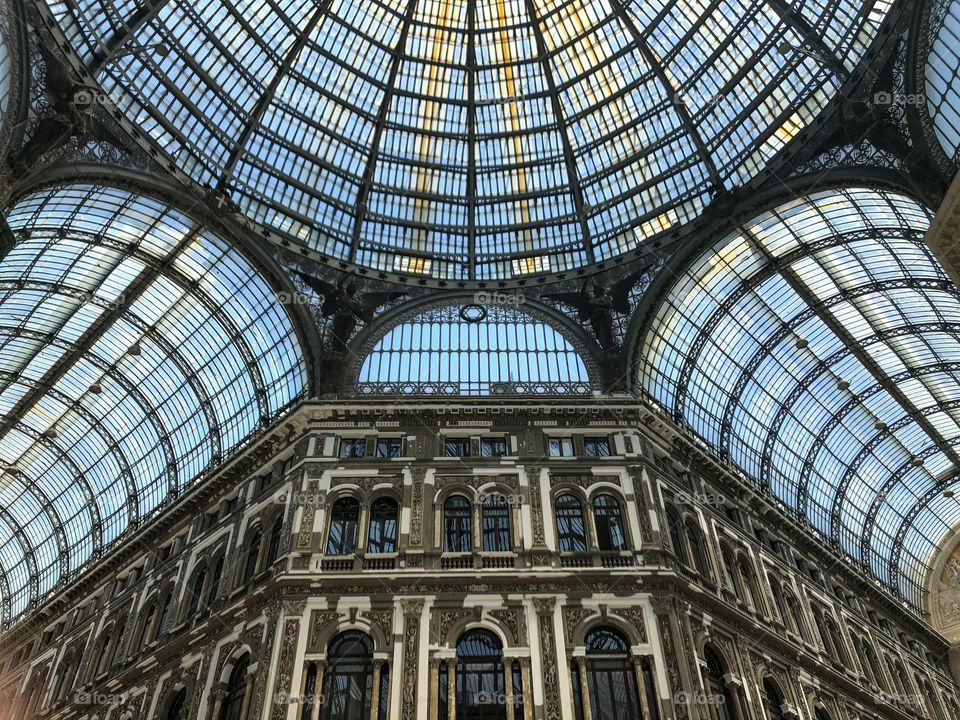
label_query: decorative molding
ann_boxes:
[400,599,424,720]
[269,618,301,719]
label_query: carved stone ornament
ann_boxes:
[296,480,320,549]
[400,600,424,720]
[563,606,595,643]
[270,618,301,720]
[434,607,478,645]
[489,607,526,646]
[535,600,562,718]
[409,467,426,547]
[310,610,342,652]
[613,606,648,643]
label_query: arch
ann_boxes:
[347,296,601,396]
[702,644,739,720]
[685,519,710,578]
[761,676,786,720]
[165,686,187,720]
[0,182,308,621]
[326,497,361,556]
[219,653,251,720]
[571,627,645,720]
[319,631,383,720]
[573,613,647,650]
[450,629,507,720]
[636,185,960,609]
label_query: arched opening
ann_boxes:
[666,506,687,566]
[814,707,832,720]
[481,494,512,552]
[326,498,361,555]
[574,627,644,720]
[320,632,379,720]
[444,496,473,553]
[138,602,157,650]
[453,629,507,720]
[243,530,262,583]
[685,521,709,578]
[167,687,187,720]
[220,654,250,720]
[556,494,588,553]
[300,662,318,720]
[592,495,627,551]
[367,497,399,554]
[702,646,738,720]
[761,678,785,720]
[208,556,224,606]
[187,568,207,618]
[265,516,283,567]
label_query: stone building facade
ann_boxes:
[0,399,957,720]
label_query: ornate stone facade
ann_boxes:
[0,401,957,720]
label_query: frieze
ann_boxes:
[549,474,622,489]
[433,607,479,645]
[409,467,426,547]
[434,474,520,491]
[365,608,396,649]
[535,599,562,718]
[296,480,320,549]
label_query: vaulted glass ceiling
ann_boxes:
[639,187,960,610]
[926,0,960,162]
[48,0,891,279]
[0,184,306,621]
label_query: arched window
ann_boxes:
[94,631,112,677]
[576,627,643,720]
[138,602,157,649]
[737,557,760,610]
[814,708,832,720]
[208,556,224,605]
[111,618,127,664]
[452,629,506,720]
[188,569,207,618]
[721,546,741,599]
[367,497,399,553]
[54,651,77,700]
[556,494,588,553]
[326,498,360,555]
[784,592,804,639]
[444,495,473,552]
[666,506,687,565]
[768,576,787,625]
[220,655,250,720]
[320,632,381,720]
[243,529,262,583]
[167,688,187,720]
[703,647,738,720]
[481,495,512,552]
[824,617,847,663]
[265,516,283,567]
[592,495,627,551]
[685,521,709,577]
[155,592,173,640]
[812,606,831,656]
[761,678,785,720]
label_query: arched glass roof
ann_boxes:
[47,0,890,279]
[355,302,594,395]
[925,0,960,163]
[639,187,960,609]
[0,183,306,622]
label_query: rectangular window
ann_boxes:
[480,436,508,457]
[376,437,403,458]
[548,438,574,457]
[339,438,367,458]
[584,436,610,457]
[443,438,471,457]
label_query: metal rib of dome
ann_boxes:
[47,0,890,279]
[639,187,960,611]
[0,183,307,622]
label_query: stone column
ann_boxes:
[208,686,227,720]
[371,659,385,720]
[575,656,592,719]
[504,659,516,720]
[310,660,326,720]
[520,658,534,720]
[632,655,653,720]
[533,597,562,720]
[428,658,442,720]
[447,658,457,720]
[400,599,425,720]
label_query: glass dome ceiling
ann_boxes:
[639,186,960,610]
[0,183,306,622]
[48,0,891,279]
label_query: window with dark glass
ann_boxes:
[167,688,187,720]
[444,495,473,552]
[138,603,156,649]
[584,436,610,457]
[703,647,738,720]
[548,438,574,457]
[814,709,832,720]
[451,630,506,720]
[376,437,403,458]
[685,521,709,578]
[573,628,643,720]
[300,662,318,720]
[444,438,472,457]
[188,569,206,618]
[339,439,367,458]
[320,632,383,720]
[326,498,361,555]
[480,437,508,457]
[155,592,173,640]
[265,516,283,567]
[220,655,250,720]
[556,494,588,553]
[367,497,399,553]
[481,496,512,552]
[208,557,224,606]
[243,530,262,583]
[666,507,687,565]
[94,632,112,677]
[592,494,626,551]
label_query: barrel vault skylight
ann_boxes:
[46,0,891,279]
[0,184,306,621]
[639,187,960,610]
